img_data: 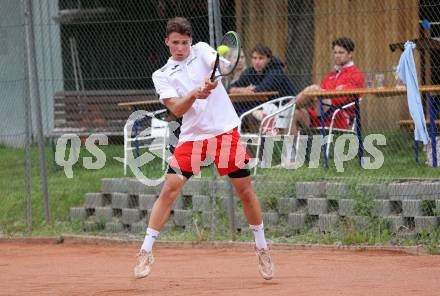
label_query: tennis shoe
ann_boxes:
[134,250,155,279]
[255,246,274,280]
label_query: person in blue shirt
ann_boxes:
[229,44,295,115]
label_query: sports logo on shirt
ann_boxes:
[170,65,183,76]
[170,69,183,76]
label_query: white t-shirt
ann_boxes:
[152,42,240,142]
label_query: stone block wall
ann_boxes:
[70,178,440,236]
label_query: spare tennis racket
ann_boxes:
[210,31,241,82]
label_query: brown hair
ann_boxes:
[332,37,355,52]
[166,17,192,37]
[252,44,273,59]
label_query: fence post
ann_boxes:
[23,5,33,232]
[23,0,51,224]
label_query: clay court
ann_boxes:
[1,239,440,296]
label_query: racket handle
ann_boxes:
[210,54,220,82]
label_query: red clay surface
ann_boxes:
[1,242,440,296]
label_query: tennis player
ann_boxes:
[134,17,274,280]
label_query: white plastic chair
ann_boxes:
[123,109,169,175]
[238,96,296,175]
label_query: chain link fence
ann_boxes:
[1,0,440,242]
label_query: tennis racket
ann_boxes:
[210,31,241,82]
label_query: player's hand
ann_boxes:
[190,86,211,100]
[204,77,218,91]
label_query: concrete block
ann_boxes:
[419,182,440,200]
[172,196,184,210]
[182,178,209,196]
[288,213,306,231]
[388,182,417,200]
[307,198,328,215]
[358,183,389,199]
[262,212,279,226]
[277,198,297,214]
[338,199,355,216]
[101,178,129,193]
[130,221,147,233]
[374,200,392,217]
[127,179,162,195]
[84,193,107,208]
[82,220,103,232]
[402,200,423,217]
[219,196,239,212]
[385,216,405,233]
[319,214,339,232]
[70,207,87,221]
[111,193,130,209]
[173,209,192,227]
[326,183,349,199]
[121,208,142,224]
[192,195,211,212]
[105,221,124,233]
[388,182,440,200]
[296,182,326,198]
[415,216,439,233]
[235,211,248,229]
[211,180,230,196]
[94,207,113,221]
[139,194,156,211]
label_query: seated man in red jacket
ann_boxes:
[291,37,364,137]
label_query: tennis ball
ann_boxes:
[217,45,230,57]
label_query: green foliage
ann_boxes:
[350,184,375,217]
[418,229,440,254]
[421,200,436,216]
[263,195,278,211]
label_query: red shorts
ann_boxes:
[169,128,249,176]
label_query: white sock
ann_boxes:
[250,223,268,250]
[140,227,160,252]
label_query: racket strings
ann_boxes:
[219,32,240,76]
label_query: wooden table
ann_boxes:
[118,100,162,110]
[228,91,279,103]
[118,91,279,109]
[304,85,440,168]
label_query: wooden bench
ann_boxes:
[399,119,440,130]
[47,89,160,139]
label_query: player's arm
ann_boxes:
[163,86,212,118]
